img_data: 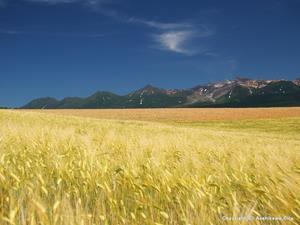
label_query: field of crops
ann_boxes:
[24,107,300,122]
[0,109,300,225]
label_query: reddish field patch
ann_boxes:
[22,107,300,122]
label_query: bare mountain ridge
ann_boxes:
[22,77,300,108]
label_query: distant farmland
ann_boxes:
[23,107,300,122]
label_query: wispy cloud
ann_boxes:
[127,18,192,30]
[0,0,6,7]
[153,28,214,56]
[0,28,107,38]
[39,31,107,37]
[123,15,214,55]
[0,28,21,35]
[93,8,215,55]
[147,22,214,55]
[1,0,215,56]
[153,31,194,55]
[1,0,111,7]
[24,0,78,3]
[23,0,103,3]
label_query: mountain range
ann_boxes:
[21,77,300,109]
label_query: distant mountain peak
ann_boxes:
[23,97,59,109]
[141,84,162,91]
[21,77,300,109]
[90,91,119,97]
[143,84,156,88]
[131,84,166,95]
[234,75,252,81]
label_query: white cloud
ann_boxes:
[93,9,211,55]
[151,25,214,55]
[154,31,194,55]
[126,16,215,55]
[127,18,192,30]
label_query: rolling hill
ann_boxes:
[21,77,300,109]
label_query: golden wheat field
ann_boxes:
[1,109,300,225]
[24,107,300,122]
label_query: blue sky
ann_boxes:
[0,0,300,107]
